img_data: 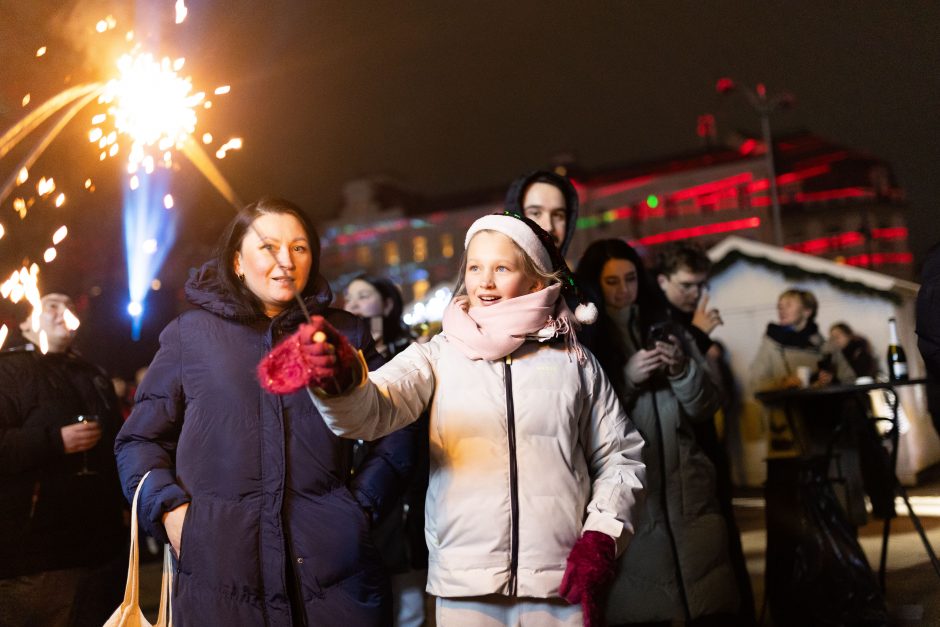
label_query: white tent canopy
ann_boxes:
[706,236,939,486]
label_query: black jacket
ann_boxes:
[917,244,940,424]
[0,344,127,578]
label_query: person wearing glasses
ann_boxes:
[655,243,756,625]
[655,244,721,358]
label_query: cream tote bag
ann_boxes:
[103,470,174,627]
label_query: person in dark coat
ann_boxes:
[916,242,940,438]
[344,274,430,627]
[575,239,738,625]
[0,293,127,627]
[504,169,580,256]
[114,198,418,627]
[654,243,756,625]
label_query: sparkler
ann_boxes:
[3,3,310,354]
[0,1,244,342]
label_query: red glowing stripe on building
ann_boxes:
[669,173,753,202]
[738,138,761,155]
[843,253,914,266]
[786,231,866,254]
[871,227,908,240]
[777,164,831,185]
[787,229,908,255]
[793,150,850,169]
[750,196,771,207]
[630,217,761,247]
[795,188,873,202]
[747,180,768,193]
[603,206,633,222]
[746,164,832,193]
[591,176,657,198]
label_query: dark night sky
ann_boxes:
[0,0,938,376]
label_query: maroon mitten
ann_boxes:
[257,316,358,395]
[558,530,617,627]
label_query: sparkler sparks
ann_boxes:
[96,53,204,175]
[2,5,243,342]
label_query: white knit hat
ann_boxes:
[464,214,552,273]
[463,212,597,325]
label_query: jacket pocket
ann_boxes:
[175,499,194,573]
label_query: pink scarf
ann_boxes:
[441,283,586,363]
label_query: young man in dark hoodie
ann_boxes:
[504,170,580,257]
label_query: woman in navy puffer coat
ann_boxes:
[115,198,417,626]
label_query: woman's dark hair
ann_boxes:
[575,238,669,389]
[348,274,411,348]
[830,321,854,337]
[214,197,324,316]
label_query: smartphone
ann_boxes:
[646,321,673,350]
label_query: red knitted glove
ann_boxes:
[559,531,617,627]
[257,316,359,395]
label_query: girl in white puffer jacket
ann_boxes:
[261,212,646,627]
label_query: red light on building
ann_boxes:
[795,188,873,202]
[631,217,761,246]
[738,138,760,155]
[669,173,753,202]
[843,252,913,266]
[871,227,908,240]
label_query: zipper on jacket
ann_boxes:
[650,392,692,621]
[503,355,520,596]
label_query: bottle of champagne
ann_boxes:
[887,317,909,381]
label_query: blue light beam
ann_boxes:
[123,170,177,340]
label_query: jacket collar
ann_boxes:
[184,259,333,333]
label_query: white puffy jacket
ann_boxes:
[309,333,646,598]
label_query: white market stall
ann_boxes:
[706,236,940,486]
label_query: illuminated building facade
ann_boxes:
[319,132,910,307]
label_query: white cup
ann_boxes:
[796,366,812,388]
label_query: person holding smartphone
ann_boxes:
[655,243,756,624]
[576,239,740,626]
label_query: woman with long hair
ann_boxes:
[576,238,739,626]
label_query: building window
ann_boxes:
[356,245,372,267]
[384,241,400,266]
[412,279,430,301]
[441,233,454,259]
[413,236,428,263]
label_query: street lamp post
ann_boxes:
[717,78,795,248]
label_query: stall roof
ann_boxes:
[708,236,919,296]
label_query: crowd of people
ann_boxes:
[0,169,931,627]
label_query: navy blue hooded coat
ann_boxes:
[115,260,417,626]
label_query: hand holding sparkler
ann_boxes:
[257,316,360,395]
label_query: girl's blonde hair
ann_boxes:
[453,229,563,297]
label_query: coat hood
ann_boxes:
[504,170,580,255]
[185,258,333,332]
